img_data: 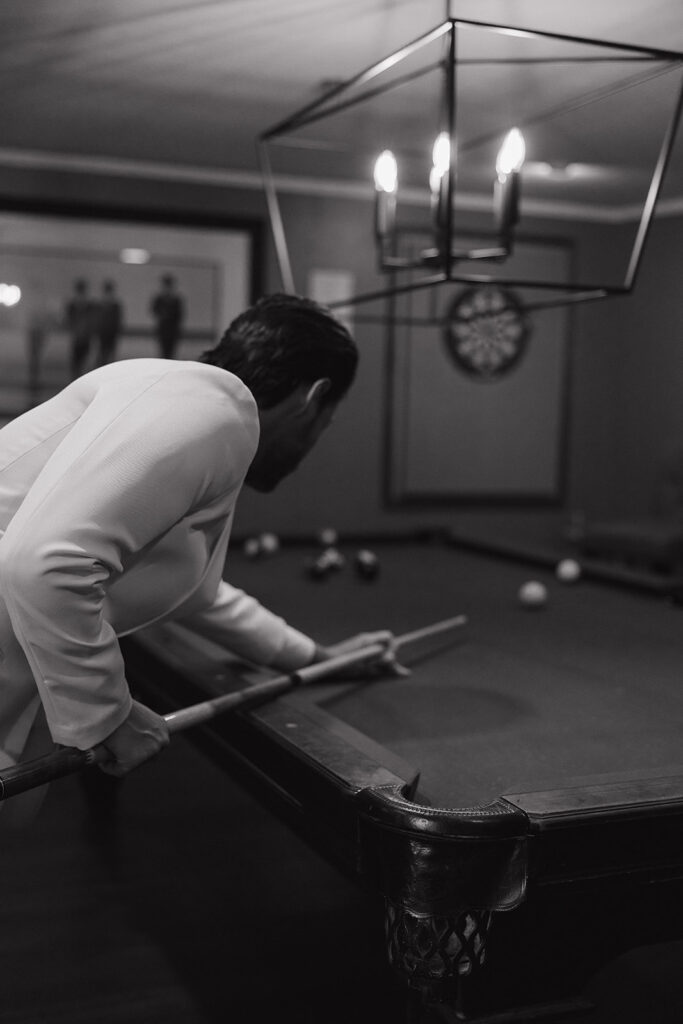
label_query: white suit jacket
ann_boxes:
[0,359,314,766]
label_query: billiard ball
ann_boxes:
[243,537,261,559]
[518,580,548,608]
[355,549,379,581]
[556,558,581,583]
[321,547,345,571]
[317,527,339,547]
[306,553,334,581]
[259,532,280,555]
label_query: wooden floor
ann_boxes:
[1,730,682,1024]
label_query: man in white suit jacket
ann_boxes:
[0,294,389,812]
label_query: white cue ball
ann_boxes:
[518,580,548,608]
[556,558,581,583]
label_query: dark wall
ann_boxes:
[1,163,681,537]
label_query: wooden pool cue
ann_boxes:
[0,614,466,801]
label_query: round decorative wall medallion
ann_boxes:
[443,285,529,380]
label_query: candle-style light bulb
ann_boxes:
[432,132,451,179]
[494,127,525,244]
[374,150,398,194]
[496,127,525,179]
[430,131,451,242]
[373,150,398,240]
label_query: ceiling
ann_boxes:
[1,0,682,207]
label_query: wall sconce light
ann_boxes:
[259,17,683,313]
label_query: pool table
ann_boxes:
[122,536,683,1022]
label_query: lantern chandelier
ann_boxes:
[258,16,683,313]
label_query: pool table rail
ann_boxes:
[503,777,683,895]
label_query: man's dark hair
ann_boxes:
[199,293,358,409]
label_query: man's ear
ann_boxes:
[302,378,332,412]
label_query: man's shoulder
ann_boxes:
[90,359,257,426]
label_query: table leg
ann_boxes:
[386,900,493,1020]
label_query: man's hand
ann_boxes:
[96,700,170,777]
[313,630,410,678]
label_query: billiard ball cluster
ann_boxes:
[241,527,381,583]
[306,546,345,580]
[306,529,380,583]
[307,547,380,582]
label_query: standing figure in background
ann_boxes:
[95,280,123,367]
[64,279,95,379]
[150,273,184,359]
[25,281,55,400]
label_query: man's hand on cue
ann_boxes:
[95,700,170,777]
[312,630,410,679]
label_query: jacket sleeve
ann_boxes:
[177,579,316,672]
[0,373,256,749]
